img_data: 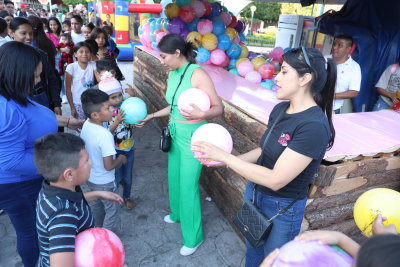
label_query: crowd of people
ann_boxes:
[1,2,400,267]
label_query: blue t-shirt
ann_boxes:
[0,95,58,184]
[103,105,134,152]
[107,38,117,54]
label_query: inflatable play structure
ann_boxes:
[87,0,166,60]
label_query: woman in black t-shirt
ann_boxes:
[192,47,337,267]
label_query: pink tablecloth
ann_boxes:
[138,46,400,159]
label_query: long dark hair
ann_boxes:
[157,33,197,64]
[47,17,61,35]
[356,234,400,267]
[282,47,336,150]
[27,16,56,69]
[90,27,110,47]
[0,10,13,19]
[0,41,42,106]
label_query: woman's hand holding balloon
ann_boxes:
[135,114,152,128]
[180,103,205,121]
[191,141,228,166]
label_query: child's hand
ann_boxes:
[99,191,123,205]
[294,230,342,246]
[119,154,127,165]
[372,214,397,236]
[116,109,126,123]
[125,84,135,97]
[71,107,78,119]
[260,248,279,267]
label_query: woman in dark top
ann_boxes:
[103,13,113,29]
[192,47,337,267]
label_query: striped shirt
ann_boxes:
[36,180,95,267]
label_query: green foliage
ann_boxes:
[241,2,282,21]
[62,0,83,7]
[281,3,318,16]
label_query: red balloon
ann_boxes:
[228,15,238,28]
[202,1,212,16]
[258,63,274,79]
[393,101,400,112]
[179,5,196,23]
[153,29,164,40]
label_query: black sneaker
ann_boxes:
[0,209,4,215]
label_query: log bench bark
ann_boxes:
[133,46,400,244]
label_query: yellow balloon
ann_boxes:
[354,188,400,237]
[187,31,202,48]
[236,58,249,69]
[397,89,400,99]
[251,57,266,71]
[225,28,237,42]
[142,18,148,25]
[239,45,249,59]
[164,3,180,19]
[202,33,218,51]
[191,0,197,3]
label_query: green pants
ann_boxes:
[168,119,206,248]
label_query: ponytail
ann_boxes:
[282,47,336,150]
[157,33,198,64]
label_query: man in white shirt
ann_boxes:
[326,34,362,114]
[61,15,85,62]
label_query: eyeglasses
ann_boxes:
[301,46,312,72]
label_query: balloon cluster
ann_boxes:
[138,0,290,88]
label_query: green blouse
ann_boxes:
[165,62,202,121]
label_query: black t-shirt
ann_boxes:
[256,101,330,199]
[133,22,139,36]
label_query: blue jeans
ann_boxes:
[243,181,307,267]
[55,53,61,72]
[0,177,44,267]
[60,75,65,96]
[115,149,134,199]
[372,96,391,111]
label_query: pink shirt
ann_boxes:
[46,33,60,46]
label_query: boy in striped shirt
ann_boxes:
[34,133,124,267]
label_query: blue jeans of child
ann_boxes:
[115,149,134,199]
[372,96,391,111]
[243,181,307,267]
[60,75,65,96]
[0,176,44,267]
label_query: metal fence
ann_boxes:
[245,36,276,48]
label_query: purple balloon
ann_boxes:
[180,27,190,41]
[167,17,184,34]
[247,51,257,61]
[234,20,244,33]
[214,2,222,13]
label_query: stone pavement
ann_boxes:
[0,62,247,266]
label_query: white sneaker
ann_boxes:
[180,241,203,256]
[164,215,178,224]
[62,95,68,104]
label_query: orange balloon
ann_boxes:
[164,3,180,19]
[225,28,237,42]
[202,33,218,50]
[397,89,400,99]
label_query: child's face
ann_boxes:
[74,46,91,63]
[95,32,106,48]
[0,1,5,10]
[72,148,91,185]
[109,92,123,107]
[62,24,70,32]
[60,36,70,44]
[83,27,91,40]
[92,101,114,122]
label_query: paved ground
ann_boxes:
[0,62,246,266]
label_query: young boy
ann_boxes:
[56,32,74,76]
[99,76,136,209]
[34,133,124,267]
[80,89,127,231]
[62,19,71,33]
[103,25,119,59]
[70,15,85,59]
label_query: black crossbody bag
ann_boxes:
[159,63,192,152]
[233,103,307,248]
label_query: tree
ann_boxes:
[241,2,282,21]
[63,0,86,8]
[281,3,318,16]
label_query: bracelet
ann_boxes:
[67,118,70,128]
[152,113,155,120]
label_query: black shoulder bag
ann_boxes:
[159,63,192,152]
[233,103,307,248]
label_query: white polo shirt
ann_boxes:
[325,55,362,110]
[71,30,86,62]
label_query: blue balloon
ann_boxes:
[226,43,242,59]
[196,46,210,63]
[238,32,246,42]
[284,47,291,53]
[120,97,148,125]
[138,26,143,36]
[151,41,158,51]
[228,58,238,69]
[184,17,199,32]
[212,21,226,36]
[148,18,156,23]
[210,16,222,23]
[210,3,221,17]
[229,68,240,76]
[155,18,163,30]
[259,79,275,90]
[150,20,157,31]
[217,34,231,50]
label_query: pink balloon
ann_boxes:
[258,63,274,79]
[142,23,151,33]
[245,71,262,84]
[220,54,230,68]
[269,46,284,60]
[143,31,152,44]
[219,12,232,26]
[237,60,254,77]
[233,36,240,44]
[197,19,213,35]
[156,31,166,43]
[191,1,206,18]
[140,36,148,46]
[191,123,233,165]
[210,49,226,65]
[75,228,125,267]
[203,57,212,64]
[145,41,153,49]
[178,88,211,121]
[239,41,245,46]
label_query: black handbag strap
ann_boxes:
[167,63,192,127]
[253,102,307,220]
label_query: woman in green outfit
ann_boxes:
[136,33,222,256]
